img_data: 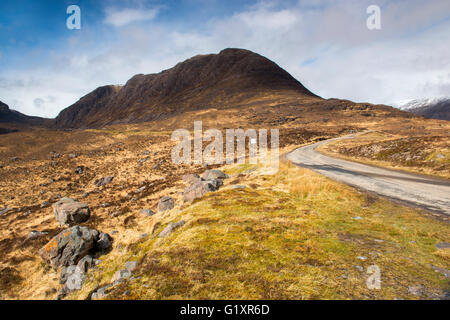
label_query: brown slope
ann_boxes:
[54,48,319,129]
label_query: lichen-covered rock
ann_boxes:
[158,196,174,212]
[39,226,111,269]
[158,220,185,238]
[182,173,201,184]
[53,198,90,227]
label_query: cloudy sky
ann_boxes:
[0,0,449,118]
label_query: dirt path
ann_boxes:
[287,136,450,216]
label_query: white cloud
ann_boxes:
[2,0,450,117]
[104,7,160,27]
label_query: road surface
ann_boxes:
[286,136,450,216]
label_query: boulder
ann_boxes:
[39,226,112,269]
[201,169,228,181]
[158,220,185,238]
[182,173,201,184]
[158,196,174,212]
[53,198,90,227]
[183,179,222,203]
[96,232,112,253]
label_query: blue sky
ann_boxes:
[0,0,449,117]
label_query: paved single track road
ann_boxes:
[287,136,450,216]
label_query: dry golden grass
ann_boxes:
[67,161,449,300]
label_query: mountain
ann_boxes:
[54,48,319,128]
[0,101,51,133]
[398,97,450,121]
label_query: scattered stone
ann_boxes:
[138,158,149,164]
[158,196,174,212]
[201,169,228,181]
[182,173,201,184]
[435,242,450,249]
[183,179,223,203]
[408,285,424,296]
[430,265,450,278]
[158,220,185,238]
[354,266,364,272]
[357,256,367,261]
[140,208,155,217]
[96,232,113,253]
[26,230,48,241]
[53,198,90,227]
[352,216,363,220]
[95,176,114,187]
[152,164,159,169]
[91,285,112,300]
[142,150,151,156]
[77,255,95,273]
[135,186,146,194]
[111,269,131,284]
[39,226,112,269]
[40,201,50,208]
[0,207,12,216]
[231,185,246,189]
[10,156,19,162]
[140,233,148,239]
[125,261,139,272]
[436,153,445,159]
[50,151,60,159]
[68,153,78,159]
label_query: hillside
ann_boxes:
[53,48,320,128]
[0,101,51,133]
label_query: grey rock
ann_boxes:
[352,216,363,220]
[158,196,174,212]
[26,230,48,241]
[125,261,139,272]
[111,269,131,284]
[74,166,84,174]
[39,226,111,269]
[431,265,450,278]
[76,255,95,273]
[95,176,114,187]
[91,285,112,300]
[40,201,50,208]
[182,173,201,184]
[135,186,146,194]
[231,185,246,189]
[0,207,12,216]
[435,242,450,249]
[96,232,112,253]
[408,285,424,296]
[53,198,90,227]
[142,150,151,156]
[183,179,222,203]
[354,266,364,272]
[201,169,228,181]
[158,220,185,238]
[68,153,78,159]
[140,208,155,217]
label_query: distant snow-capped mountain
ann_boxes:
[396,97,450,121]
